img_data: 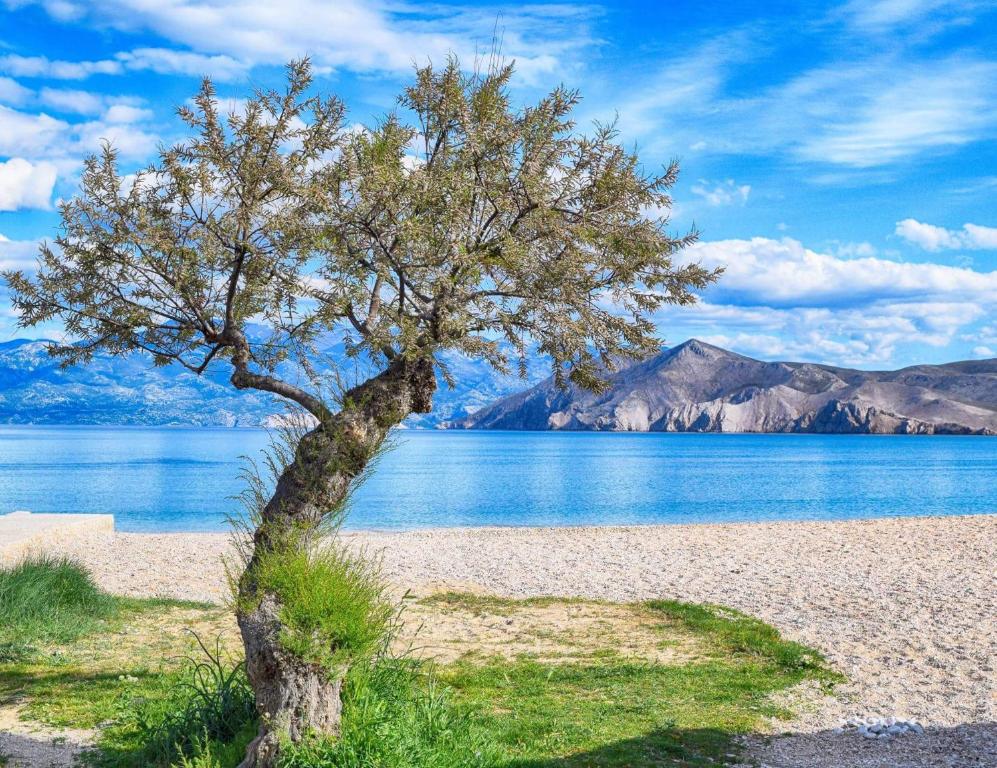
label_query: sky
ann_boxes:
[0,0,995,369]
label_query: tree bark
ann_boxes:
[237,356,435,768]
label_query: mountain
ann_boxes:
[0,339,545,428]
[449,339,997,435]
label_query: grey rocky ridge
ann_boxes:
[450,339,997,434]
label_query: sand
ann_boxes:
[17,514,997,767]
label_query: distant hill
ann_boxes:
[0,339,545,428]
[449,339,997,435]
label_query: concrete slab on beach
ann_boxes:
[0,511,115,562]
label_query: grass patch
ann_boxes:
[278,659,495,768]
[91,634,256,768]
[645,600,836,675]
[0,556,119,661]
[2,579,838,768]
[238,547,393,674]
[444,659,797,766]
[420,592,595,616]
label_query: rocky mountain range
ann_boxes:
[450,339,997,435]
[0,338,544,428]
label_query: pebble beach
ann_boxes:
[25,514,997,767]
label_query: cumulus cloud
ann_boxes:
[0,104,68,158]
[683,236,997,308]
[690,178,750,207]
[38,87,105,115]
[116,48,247,80]
[0,100,159,182]
[652,236,997,366]
[0,158,58,210]
[895,218,997,251]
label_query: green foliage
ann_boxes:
[94,635,256,768]
[173,723,259,768]
[645,600,836,675]
[0,556,117,660]
[2,588,837,768]
[239,546,393,673]
[277,659,496,768]
[4,56,719,424]
[444,659,799,767]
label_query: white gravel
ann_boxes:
[28,514,997,768]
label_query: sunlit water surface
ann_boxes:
[0,426,993,532]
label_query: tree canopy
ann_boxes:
[5,58,719,418]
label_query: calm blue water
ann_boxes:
[0,426,994,532]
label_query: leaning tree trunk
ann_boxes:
[236,357,435,768]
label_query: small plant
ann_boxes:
[0,556,117,660]
[277,658,496,768]
[104,633,256,767]
[238,545,393,675]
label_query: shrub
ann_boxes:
[0,556,117,660]
[238,545,393,674]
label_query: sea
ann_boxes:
[0,425,994,532]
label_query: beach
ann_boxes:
[23,513,997,767]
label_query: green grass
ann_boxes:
[644,600,834,674]
[277,659,496,768]
[0,556,120,661]
[1,566,839,768]
[238,546,393,674]
[0,556,211,664]
[431,596,839,767]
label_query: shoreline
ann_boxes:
[68,509,997,536]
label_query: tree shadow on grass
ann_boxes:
[500,726,733,767]
[505,722,997,768]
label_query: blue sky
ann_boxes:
[0,0,995,368]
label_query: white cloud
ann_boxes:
[684,236,997,308]
[793,60,997,166]
[0,104,68,158]
[0,76,32,105]
[0,101,160,171]
[115,48,247,81]
[655,236,997,366]
[613,43,997,168]
[102,103,153,124]
[0,158,57,210]
[75,118,158,159]
[662,298,987,366]
[838,0,984,32]
[896,218,997,251]
[972,345,994,357]
[833,241,877,258]
[0,233,41,271]
[0,53,122,79]
[8,1,597,83]
[690,178,750,207]
[38,87,104,115]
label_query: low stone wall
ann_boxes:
[0,511,115,563]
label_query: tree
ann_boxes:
[4,58,720,766]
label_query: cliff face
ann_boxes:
[450,340,997,435]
